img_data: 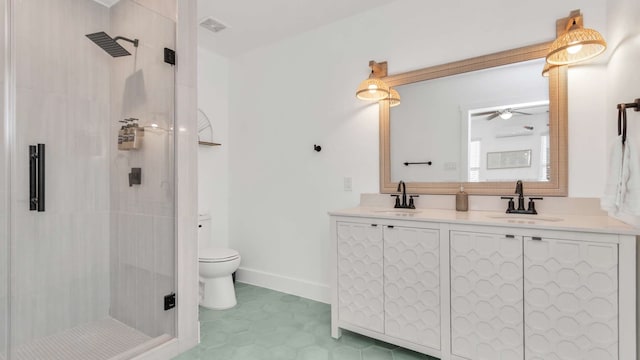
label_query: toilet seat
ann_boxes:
[199,247,240,263]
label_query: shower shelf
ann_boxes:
[198,109,221,147]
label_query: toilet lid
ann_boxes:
[199,247,240,262]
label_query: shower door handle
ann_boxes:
[29,145,37,210]
[29,144,45,212]
[37,144,45,211]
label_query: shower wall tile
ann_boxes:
[135,267,155,335]
[154,216,175,277]
[153,215,176,336]
[109,0,176,338]
[10,0,111,348]
[132,0,176,22]
[15,0,110,98]
[11,213,110,347]
[15,89,110,213]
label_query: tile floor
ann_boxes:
[173,283,437,360]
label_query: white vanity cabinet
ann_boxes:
[334,220,441,352]
[524,237,618,360]
[450,230,619,360]
[330,210,638,360]
[450,231,524,360]
[336,222,384,332]
[384,225,441,349]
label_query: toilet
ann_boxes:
[198,214,241,310]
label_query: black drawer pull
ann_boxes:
[532,236,542,241]
[387,225,394,229]
[371,224,378,227]
[505,234,515,238]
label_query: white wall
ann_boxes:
[197,48,229,249]
[606,0,640,224]
[225,0,609,302]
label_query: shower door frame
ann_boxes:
[3,0,14,354]
[1,0,10,357]
[2,0,200,359]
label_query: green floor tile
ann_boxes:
[172,283,440,360]
[340,332,377,350]
[331,345,362,360]
[285,331,316,348]
[391,347,439,360]
[362,346,394,360]
[297,345,329,360]
[265,345,297,360]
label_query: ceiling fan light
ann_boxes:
[499,111,513,120]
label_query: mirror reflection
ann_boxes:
[390,58,549,183]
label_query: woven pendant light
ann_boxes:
[546,14,606,65]
[387,88,401,107]
[541,62,550,77]
[356,77,390,101]
[356,60,390,101]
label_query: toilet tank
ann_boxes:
[198,214,212,250]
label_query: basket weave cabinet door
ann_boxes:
[450,231,524,360]
[383,225,440,350]
[524,237,618,360]
[337,222,384,333]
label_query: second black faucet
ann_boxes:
[501,180,543,214]
[391,180,419,209]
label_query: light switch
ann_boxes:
[444,162,457,170]
[343,177,352,192]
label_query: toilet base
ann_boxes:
[200,275,237,310]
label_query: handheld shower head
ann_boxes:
[86,31,139,57]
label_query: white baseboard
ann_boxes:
[236,267,330,304]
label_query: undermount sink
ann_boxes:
[373,209,422,216]
[487,214,563,223]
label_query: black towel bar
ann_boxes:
[617,98,640,112]
[403,161,432,166]
[617,99,639,145]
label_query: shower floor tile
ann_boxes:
[174,283,437,360]
[13,318,153,360]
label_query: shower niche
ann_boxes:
[1,0,178,359]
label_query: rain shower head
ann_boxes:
[86,31,139,57]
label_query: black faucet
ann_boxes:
[501,180,543,214]
[391,180,419,209]
[515,180,525,211]
[398,181,407,208]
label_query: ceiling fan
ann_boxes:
[474,108,533,120]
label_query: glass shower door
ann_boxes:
[1,0,8,358]
[7,0,177,359]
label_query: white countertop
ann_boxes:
[329,206,640,236]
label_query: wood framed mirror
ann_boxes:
[380,42,568,196]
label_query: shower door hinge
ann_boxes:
[164,293,176,311]
[164,48,176,66]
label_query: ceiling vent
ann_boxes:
[200,17,227,33]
